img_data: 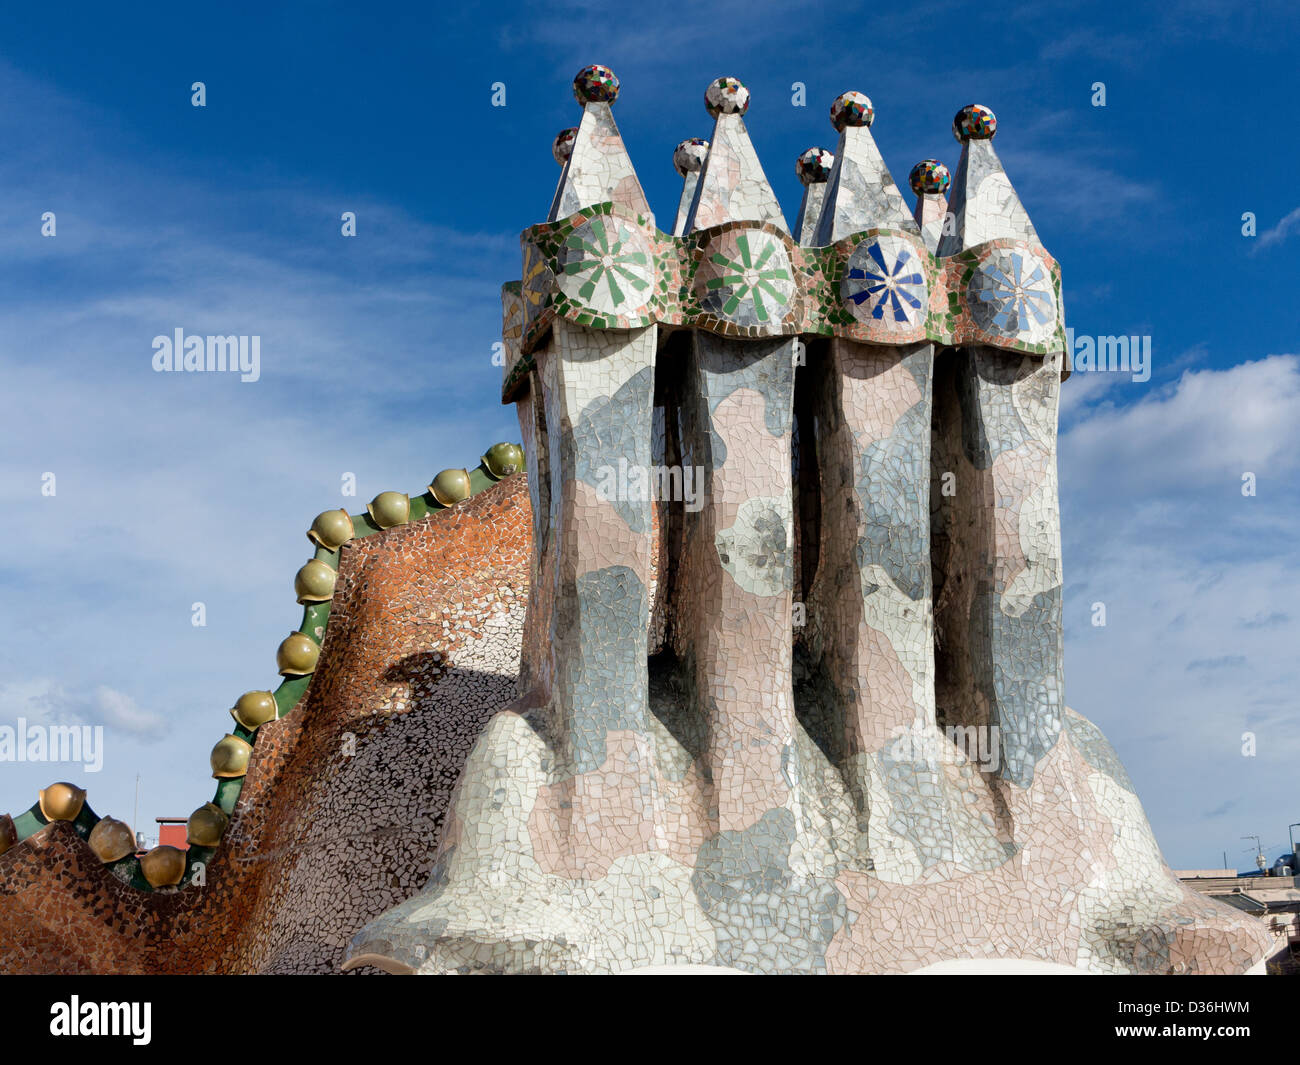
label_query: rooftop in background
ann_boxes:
[155,817,189,852]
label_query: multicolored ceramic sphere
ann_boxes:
[573,64,619,105]
[277,632,321,676]
[953,104,997,142]
[796,146,835,185]
[673,138,710,176]
[367,491,410,530]
[705,77,749,117]
[294,558,337,604]
[552,127,578,166]
[830,91,874,131]
[909,159,951,196]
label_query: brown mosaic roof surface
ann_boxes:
[0,473,535,974]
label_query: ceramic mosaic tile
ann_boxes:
[0,67,1271,979]
[909,159,950,254]
[341,71,1268,975]
[938,105,1038,256]
[814,92,918,246]
[793,146,834,245]
[686,78,788,233]
[672,137,710,237]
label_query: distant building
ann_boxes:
[1180,872,1300,972]
[155,817,188,851]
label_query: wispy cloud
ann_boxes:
[1253,205,1300,253]
[0,50,519,826]
[1240,611,1289,629]
[1062,354,1300,499]
[0,680,166,738]
[1061,354,1300,864]
[1186,655,1247,672]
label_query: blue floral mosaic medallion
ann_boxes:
[967,248,1056,344]
[842,234,928,330]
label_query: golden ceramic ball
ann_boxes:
[140,845,186,888]
[38,782,86,822]
[88,816,135,864]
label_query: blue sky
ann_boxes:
[0,0,1296,870]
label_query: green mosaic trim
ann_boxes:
[502,204,1067,403]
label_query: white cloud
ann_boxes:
[1060,354,1300,865]
[0,56,520,829]
[0,680,167,738]
[1062,355,1300,497]
[1254,205,1300,253]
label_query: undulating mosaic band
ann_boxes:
[503,209,1064,402]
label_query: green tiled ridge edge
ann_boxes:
[3,451,519,894]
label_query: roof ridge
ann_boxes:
[0,443,525,894]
